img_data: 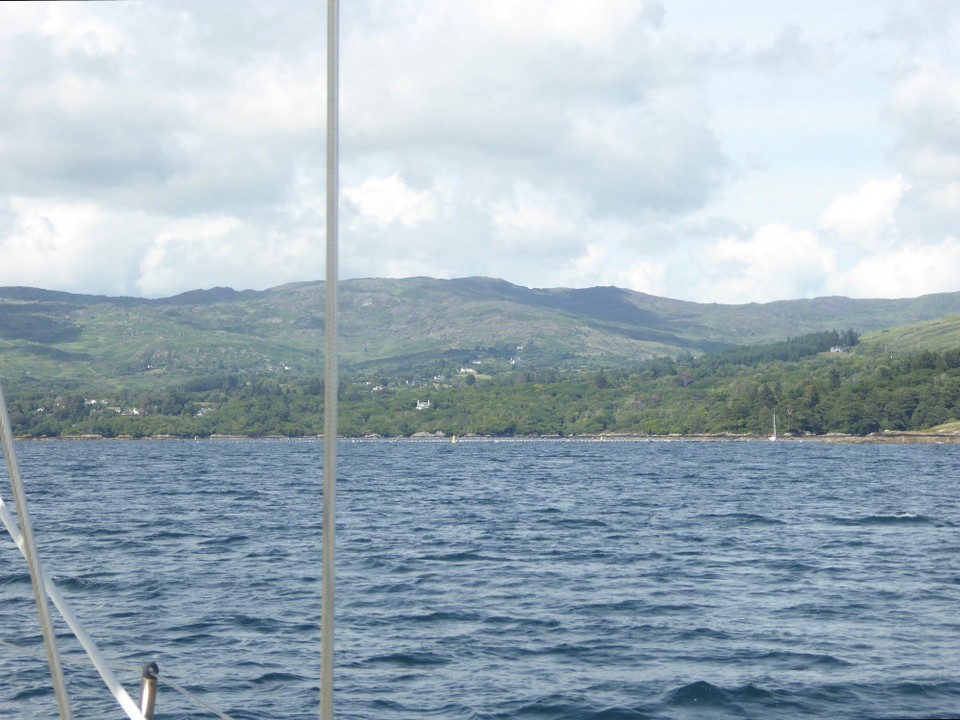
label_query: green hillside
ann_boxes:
[859,314,960,354]
[2,277,960,396]
[4,326,960,439]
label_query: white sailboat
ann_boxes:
[769,413,778,441]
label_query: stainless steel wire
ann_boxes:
[322,0,339,718]
[0,381,73,720]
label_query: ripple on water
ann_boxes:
[2,440,960,719]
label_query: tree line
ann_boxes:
[4,330,960,438]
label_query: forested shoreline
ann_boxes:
[4,330,960,440]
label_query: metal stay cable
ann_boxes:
[0,382,146,720]
[0,495,146,720]
[0,381,73,720]
[322,0,339,718]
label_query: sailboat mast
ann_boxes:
[321,0,338,717]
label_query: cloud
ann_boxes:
[342,0,724,221]
[560,243,609,286]
[41,3,132,56]
[491,187,580,258]
[694,224,836,303]
[345,174,436,229]
[557,241,668,295]
[137,215,323,297]
[889,59,960,180]
[478,0,662,52]
[0,196,142,295]
[0,1,959,304]
[864,52,960,247]
[0,1,325,216]
[562,92,725,217]
[610,260,668,296]
[820,176,909,243]
[751,23,836,75]
[838,238,960,298]
[925,182,960,214]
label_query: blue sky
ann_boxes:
[1,0,959,303]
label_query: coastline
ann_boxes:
[15,431,960,444]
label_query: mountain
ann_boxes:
[2,277,960,391]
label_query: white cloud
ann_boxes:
[136,215,322,297]
[0,1,959,303]
[343,0,722,222]
[561,243,609,286]
[345,174,436,229]
[0,196,143,295]
[820,176,909,242]
[925,182,960,214]
[612,260,668,295]
[0,4,46,44]
[476,0,660,52]
[494,202,569,238]
[137,216,241,296]
[887,59,960,198]
[694,224,836,303]
[491,188,579,258]
[557,241,668,295]
[203,56,325,142]
[839,238,960,298]
[889,60,960,149]
[41,3,131,56]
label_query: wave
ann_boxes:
[0,570,32,586]
[551,517,610,529]
[46,573,128,594]
[484,692,657,719]
[576,598,708,618]
[251,670,307,684]
[676,626,733,641]
[482,615,563,630]
[360,651,449,668]
[697,512,787,525]
[407,609,483,624]
[665,680,744,708]
[150,529,195,540]
[802,679,960,715]
[11,439,960,720]
[834,512,936,526]
[657,678,960,718]
[663,680,792,715]
[420,550,495,562]
[198,533,251,547]
[11,686,53,702]
[747,649,852,669]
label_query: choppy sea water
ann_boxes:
[1,439,960,719]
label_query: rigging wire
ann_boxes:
[0,495,146,720]
[1,2,342,715]
[322,1,339,719]
[0,381,73,720]
[0,381,145,720]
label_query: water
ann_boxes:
[2,439,960,719]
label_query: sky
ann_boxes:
[1,0,959,304]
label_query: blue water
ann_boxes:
[2,439,960,719]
